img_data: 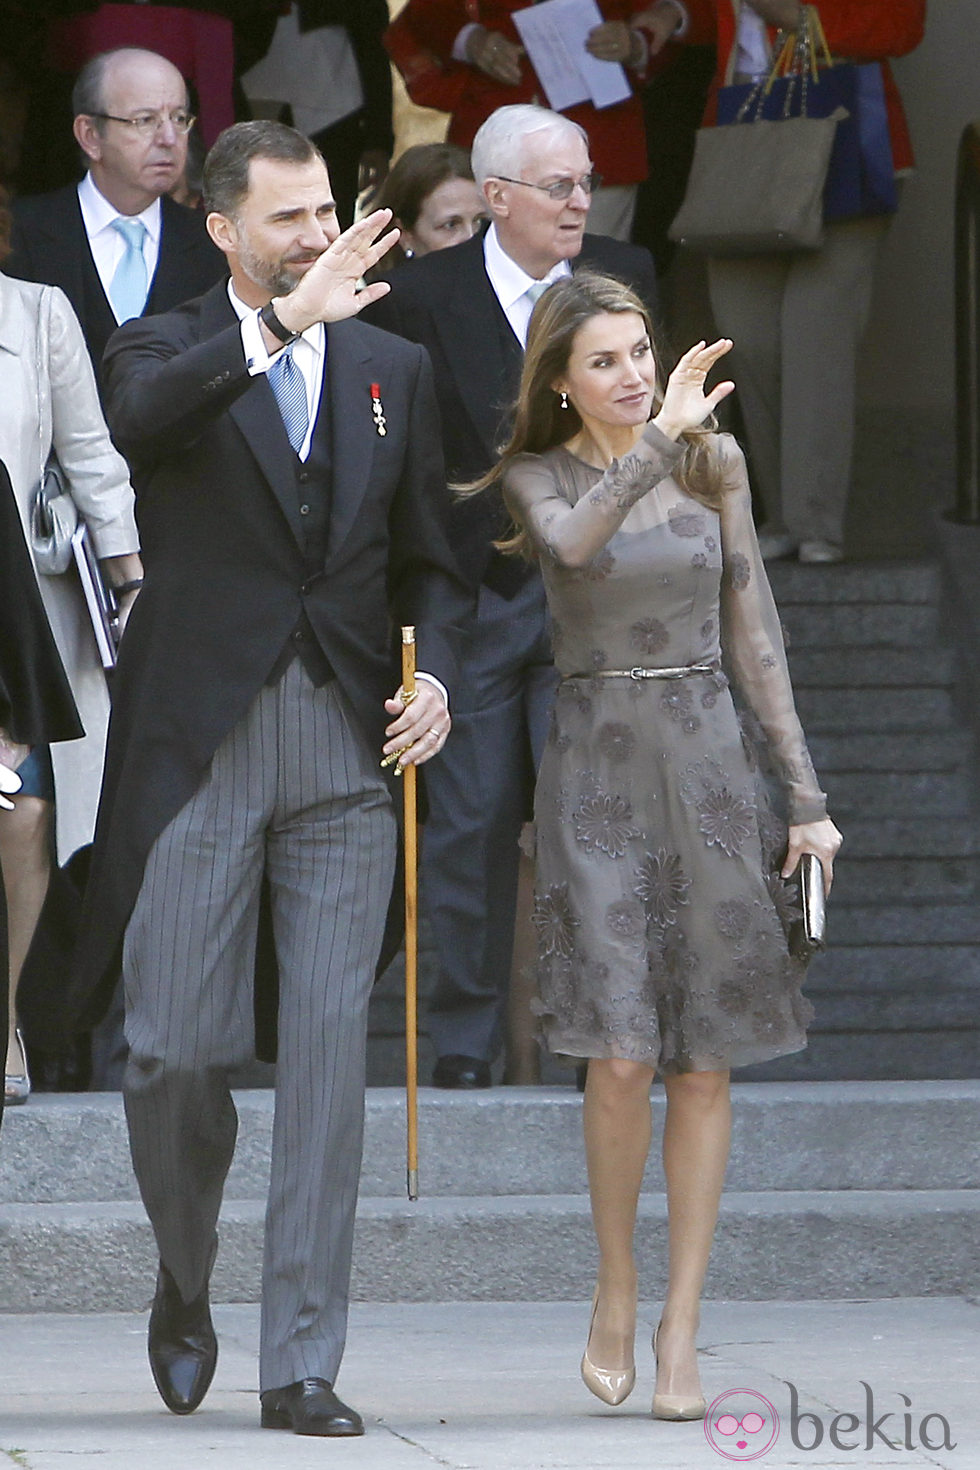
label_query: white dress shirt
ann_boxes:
[482,224,571,348]
[77,173,162,323]
[231,281,449,709]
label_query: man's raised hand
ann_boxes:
[274,210,400,332]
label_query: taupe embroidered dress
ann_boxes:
[502,425,828,1074]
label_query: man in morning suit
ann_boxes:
[366,104,658,1090]
[4,47,225,392]
[69,121,468,1435]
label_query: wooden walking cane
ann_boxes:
[399,626,420,1201]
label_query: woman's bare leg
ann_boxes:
[582,1056,656,1366]
[656,1068,731,1396]
[1,796,52,1083]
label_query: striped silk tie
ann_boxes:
[268,346,309,454]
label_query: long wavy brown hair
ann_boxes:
[462,271,725,558]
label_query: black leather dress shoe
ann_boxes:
[432,1053,492,1089]
[147,1262,218,1414]
[260,1378,364,1436]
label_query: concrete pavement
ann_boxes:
[0,1297,975,1469]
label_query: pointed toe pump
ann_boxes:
[580,1289,636,1406]
[651,1323,706,1421]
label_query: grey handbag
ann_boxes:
[30,459,78,576]
[29,286,78,575]
[669,5,847,256]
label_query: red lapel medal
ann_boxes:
[370,383,387,437]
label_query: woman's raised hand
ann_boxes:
[654,339,735,440]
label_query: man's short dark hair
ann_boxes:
[203,121,321,218]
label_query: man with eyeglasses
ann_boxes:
[366,104,658,1092]
[5,47,225,396]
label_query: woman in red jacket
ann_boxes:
[386,0,690,241]
[642,0,925,562]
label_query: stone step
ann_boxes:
[788,646,956,687]
[807,731,972,772]
[2,1084,977,1206]
[767,560,940,605]
[831,903,980,944]
[0,1187,976,1312]
[795,686,955,731]
[826,819,980,859]
[780,603,939,649]
[822,769,973,817]
[827,857,980,905]
[740,1029,980,1082]
[809,945,980,992]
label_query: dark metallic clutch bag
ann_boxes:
[786,852,826,961]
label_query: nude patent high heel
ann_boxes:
[652,1322,706,1421]
[580,1289,636,1406]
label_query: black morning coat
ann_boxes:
[364,231,660,592]
[4,187,227,395]
[65,279,471,1042]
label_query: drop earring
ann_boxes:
[559,391,569,410]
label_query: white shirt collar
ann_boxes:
[77,172,162,243]
[482,223,571,310]
[226,278,323,357]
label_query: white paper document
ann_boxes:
[513,0,632,113]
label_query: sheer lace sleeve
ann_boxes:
[717,436,828,824]
[501,422,684,569]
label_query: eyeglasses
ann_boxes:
[90,110,196,138]
[493,171,603,201]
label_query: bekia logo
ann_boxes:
[704,1389,779,1461]
[705,1382,957,1460]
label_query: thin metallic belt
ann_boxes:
[564,663,716,682]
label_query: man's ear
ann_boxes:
[483,178,509,220]
[206,211,237,258]
[73,115,102,166]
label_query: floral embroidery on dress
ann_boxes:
[532,884,579,959]
[668,505,706,538]
[661,685,694,723]
[629,617,670,656]
[700,618,715,643]
[698,785,757,856]
[761,652,778,669]
[606,898,646,941]
[726,551,751,591]
[578,547,615,582]
[574,792,640,858]
[766,870,803,931]
[604,453,666,508]
[597,722,636,763]
[704,535,717,552]
[635,848,691,927]
[714,898,752,941]
[691,552,708,569]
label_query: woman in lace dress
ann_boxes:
[480,273,841,1419]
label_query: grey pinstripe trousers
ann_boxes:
[122,658,396,1390]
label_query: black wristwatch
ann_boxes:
[260,301,300,344]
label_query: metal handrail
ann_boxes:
[953,121,980,522]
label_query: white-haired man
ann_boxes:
[367,104,658,1090]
